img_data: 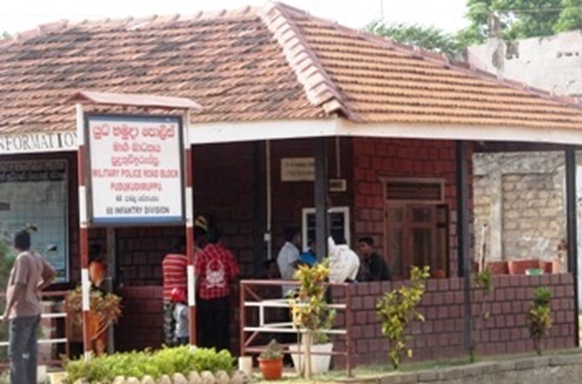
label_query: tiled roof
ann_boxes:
[1,1,582,135]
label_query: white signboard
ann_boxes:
[0,131,77,154]
[87,115,184,224]
[281,157,315,181]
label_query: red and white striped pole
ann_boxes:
[75,103,92,361]
[183,110,197,347]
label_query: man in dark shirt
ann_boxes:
[357,237,391,281]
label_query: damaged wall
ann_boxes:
[473,152,566,262]
[466,30,582,98]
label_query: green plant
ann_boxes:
[259,339,283,361]
[64,345,233,383]
[65,286,123,327]
[470,268,494,362]
[527,286,553,356]
[0,240,15,362]
[376,265,430,370]
[312,306,336,345]
[290,262,336,378]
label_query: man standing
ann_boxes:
[195,227,239,351]
[3,229,56,384]
[276,227,301,297]
[357,237,391,281]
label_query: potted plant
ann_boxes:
[289,319,334,375]
[258,339,283,380]
[65,286,122,355]
[289,262,336,379]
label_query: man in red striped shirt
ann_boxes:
[161,216,209,345]
[195,227,239,351]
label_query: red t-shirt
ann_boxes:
[195,243,239,300]
[162,253,188,302]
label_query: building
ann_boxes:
[1,2,580,363]
[466,30,582,98]
[467,31,582,303]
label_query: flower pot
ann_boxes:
[288,342,333,375]
[258,357,283,380]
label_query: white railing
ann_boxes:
[239,279,354,376]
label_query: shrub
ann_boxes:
[290,262,336,379]
[64,346,234,383]
[259,339,283,361]
[65,286,123,327]
[0,240,15,362]
[376,265,430,370]
[471,268,494,362]
[527,286,553,356]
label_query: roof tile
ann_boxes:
[0,1,581,135]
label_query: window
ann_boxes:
[301,207,350,252]
[383,179,448,279]
[0,160,69,282]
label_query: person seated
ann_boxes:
[277,226,301,298]
[263,259,281,279]
[357,237,391,281]
[327,235,360,283]
[299,239,317,267]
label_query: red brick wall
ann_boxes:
[115,285,244,352]
[3,138,476,356]
[116,286,165,351]
[352,138,472,277]
[113,139,352,352]
[331,274,576,367]
[269,138,353,248]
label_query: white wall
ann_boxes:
[466,30,582,97]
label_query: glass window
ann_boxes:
[0,160,68,282]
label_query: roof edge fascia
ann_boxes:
[189,117,339,144]
[337,119,582,146]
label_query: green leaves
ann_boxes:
[290,262,335,334]
[366,0,582,54]
[459,0,577,47]
[290,261,336,378]
[65,286,122,327]
[364,21,462,58]
[259,339,283,361]
[475,268,493,294]
[555,0,582,32]
[376,266,430,370]
[471,268,495,362]
[527,286,553,355]
[64,346,234,383]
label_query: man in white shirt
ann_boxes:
[276,227,301,297]
[328,235,360,283]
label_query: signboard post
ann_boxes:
[70,91,200,360]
